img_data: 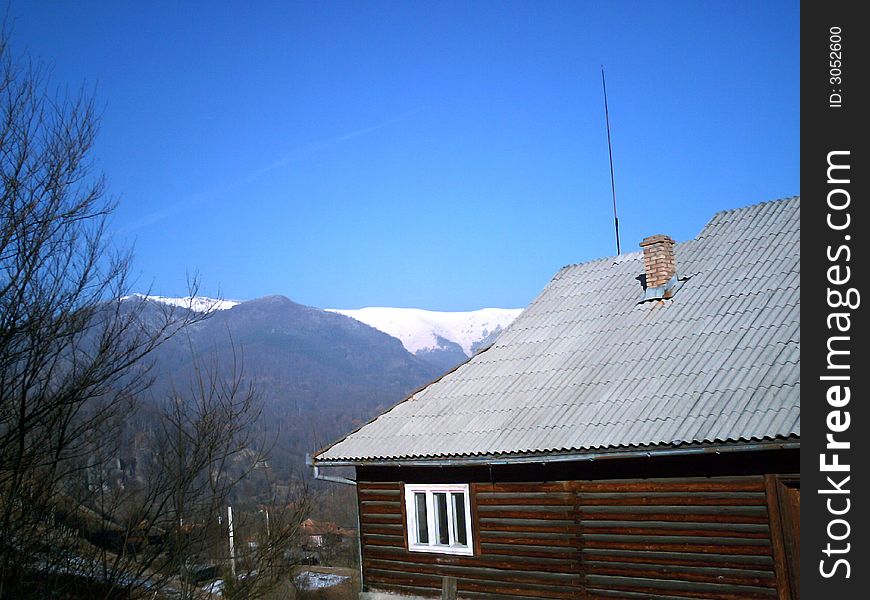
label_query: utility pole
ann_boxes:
[227,505,236,578]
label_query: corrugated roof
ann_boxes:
[316,197,800,463]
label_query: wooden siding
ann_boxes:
[579,476,777,600]
[359,480,582,599]
[358,474,787,600]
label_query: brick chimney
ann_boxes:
[639,234,676,289]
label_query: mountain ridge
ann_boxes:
[326,306,522,357]
[118,294,521,477]
[131,294,523,367]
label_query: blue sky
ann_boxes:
[10,1,799,310]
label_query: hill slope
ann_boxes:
[133,295,444,476]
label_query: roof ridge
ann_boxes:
[555,196,800,273]
[699,195,800,235]
[710,194,799,218]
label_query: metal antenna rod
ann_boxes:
[601,66,621,255]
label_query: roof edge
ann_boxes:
[313,437,800,468]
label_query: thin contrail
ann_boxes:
[249,106,424,179]
[117,107,424,234]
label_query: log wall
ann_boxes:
[578,476,777,600]
[357,474,789,600]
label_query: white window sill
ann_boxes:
[407,543,474,556]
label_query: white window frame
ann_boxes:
[404,483,474,556]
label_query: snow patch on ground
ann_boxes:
[327,307,523,356]
[202,579,225,596]
[294,571,350,590]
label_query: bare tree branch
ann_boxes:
[1,28,309,600]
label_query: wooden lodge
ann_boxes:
[313,197,800,599]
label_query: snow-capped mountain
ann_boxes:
[125,294,522,370]
[325,307,523,358]
[117,293,446,480]
[117,293,521,475]
[122,293,240,312]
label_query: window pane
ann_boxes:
[414,492,428,544]
[452,493,467,546]
[434,492,449,545]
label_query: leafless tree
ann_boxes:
[0,26,181,596]
[122,344,270,598]
[0,29,307,599]
[25,330,312,600]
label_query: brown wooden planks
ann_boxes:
[585,573,777,600]
[578,478,766,493]
[365,558,581,586]
[580,475,778,600]
[364,544,580,571]
[585,561,775,588]
[367,569,579,599]
[585,548,774,570]
[357,474,784,599]
[358,476,580,597]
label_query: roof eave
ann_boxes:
[313,437,800,468]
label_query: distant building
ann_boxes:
[314,197,800,599]
[301,518,353,548]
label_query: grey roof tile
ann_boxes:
[317,196,801,462]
